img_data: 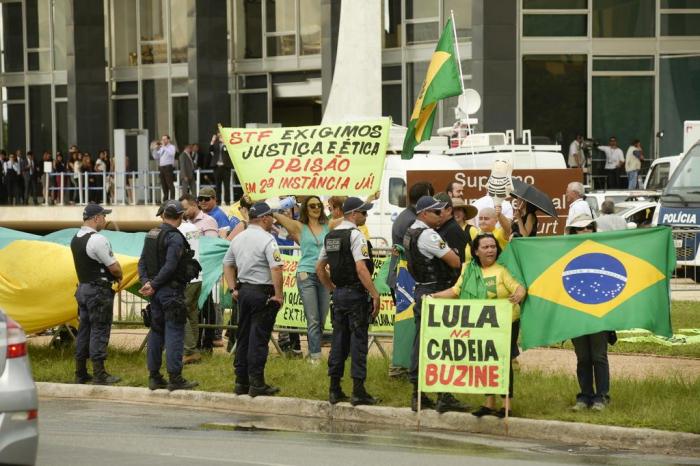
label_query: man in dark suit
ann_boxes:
[20,150,39,205]
[209,133,233,205]
[178,144,196,195]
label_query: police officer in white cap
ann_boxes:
[317,197,380,406]
[70,203,123,385]
[223,201,284,397]
[404,195,465,413]
[138,200,201,391]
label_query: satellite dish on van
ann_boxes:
[457,89,481,118]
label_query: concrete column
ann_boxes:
[471,0,517,132]
[321,0,341,113]
[188,0,230,144]
[66,0,109,156]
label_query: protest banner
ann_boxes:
[275,254,395,333]
[219,119,391,200]
[419,297,512,395]
[407,169,583,235]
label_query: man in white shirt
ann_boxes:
[625,140,644,190]
[568,134,585,169]
[598,137,624,190]
[565,181,594,227]
[151,134,177,202]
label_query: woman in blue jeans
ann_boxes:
[273,196,330,362]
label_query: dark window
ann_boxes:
[172,96,189,149]
[238,75,268,89]
[593,0,655,38]
[5,103,26,153]
[660,55,700,156]
[115,81,138,95]
[2,3,24,72]
[383,0,401,48]
[661,0,700,7]
[55,85,68,99]
[237,0,262,59]
[240,92,268,125]
[113,98,139,170]
[593,57,654,72]
[7,87,25,100]
[661,14,700,36]
[29,85,52,154]
[523,14,587,36]
[382,83,402,126]
[55,101,67,153]
[524,0,587,8]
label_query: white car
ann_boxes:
[585,190,660,216]
[0,309,38,465]
[613,201,658,229]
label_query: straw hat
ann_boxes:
[451,198,478,221]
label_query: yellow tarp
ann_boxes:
[0,240,140,334]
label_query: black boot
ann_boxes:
[92,360,121,385]
[350,378,377,406]
[234,376,249,395]
[435,393,470,413]
[148,371,168,390]
[328,377,348,404]
[74,359,92,384]
[411,392,436,412]
[167,373,199,391]
[249,375,280,397]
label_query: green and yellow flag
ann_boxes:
[499,227,675,349]
[402,19,463,160]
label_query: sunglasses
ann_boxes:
[429,209,443,215]
[307,203,322,209]
[197,196,212,202]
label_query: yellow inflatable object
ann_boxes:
[0,240,140,334]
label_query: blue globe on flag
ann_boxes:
[562,253,627,305]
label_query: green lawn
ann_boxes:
[29,345,700,434]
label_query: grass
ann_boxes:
[29,345,700,434]
[550,300,700,358]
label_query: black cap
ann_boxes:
[156,200,185,217]
[83,203,112,220]
[434,192,453,208]
[342,197,373,214]
[415,195,447,214]
[249,202,273,219]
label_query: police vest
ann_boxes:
[143,226,201,285]
[403,227,458,286]
[324,228,373,288]
[70,232,115,283]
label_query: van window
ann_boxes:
[667,145,700,191]
[389,178,406,207]
[646,162,670,190]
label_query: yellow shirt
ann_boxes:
[451,262,522,321]
[464,227,509,261]
[358,224,370,240]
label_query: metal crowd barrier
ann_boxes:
[670,227,700,290]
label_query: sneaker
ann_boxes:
[571,401,589,412]
[167,375,199,392]
[591,401,606,412]
[472,406,496,417]
[249,383,280,397]
[148,375,168,391]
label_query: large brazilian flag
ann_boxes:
[401,18,463,160]
[499,227,675,349]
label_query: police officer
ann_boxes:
[404,195,465,413]
[71,203,123,385]
[223,202,283,397]
[316,197,380,406]
[138,200,200,391]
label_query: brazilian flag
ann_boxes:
[401,18,463,160]
[499,227,675,349]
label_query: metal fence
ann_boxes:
[670,228,700,291]
[42,169,242,206]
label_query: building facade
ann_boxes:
[0,0,698,168]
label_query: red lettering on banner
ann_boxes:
[424,364,502,389]
[449,329,471,338]
[453,366,467,386]
[425,364,438,386]
[268,159,284,173]
[229,132,242,145]
[439,365,455,385]
[258,130,273,141]
[245,182,257,193]
[488,365,499,387]
[474,366,488,387]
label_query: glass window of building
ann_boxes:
[523,0,587,8]
[235,0,263,59]
[522,0,587,37]
[112,98,139,170]
[26,0,51,71]
[1,2,24,72]
[405,0,439,45]
[382,65,402,125]
[238,74,269,125]
[170,0,191,63]
[172,96,188,149]
[661,13,700,36]
[660,55,700,155]
[443,0,472,38]
[299,0,320,55]
[140,0,167,64]
[266,0,296,56]
[142,79,170,142]
[112,0,138,67]
[383,0,401,48]
[29,85,52,154]
[593,0,655,38]
[53,0,68,71]
[1,87,26,152]
[55,101,67,153]
[522,55,587,149]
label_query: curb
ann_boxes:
[37,382,699,455]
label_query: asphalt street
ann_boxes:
[37,398,699,466]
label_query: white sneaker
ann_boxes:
[571,401,588,411]
[591,401,606,411]
[307,358,321,366]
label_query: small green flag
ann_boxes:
[498,227,675,349]
[402,18,463,160]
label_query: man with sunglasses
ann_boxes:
[317,197,381,406]
[70,203,123,385]
[223,202,284,396]
[197,186,230,239]
[403,195,464,413]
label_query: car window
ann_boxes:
[389,177,406,207]
[646,163,669,190]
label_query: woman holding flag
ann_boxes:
[432,233,526,417]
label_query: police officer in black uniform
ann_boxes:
[138,200,200,391]
[71,203,123,385]
[223,202,284,397]
[404,195,465,412]
[317,197,380,406]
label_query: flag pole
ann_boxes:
[450,10,465,92]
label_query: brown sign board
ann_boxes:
[407,169,584,236]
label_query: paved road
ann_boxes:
[37,398,698,466]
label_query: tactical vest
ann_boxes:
[325,228,373,288]
[143,225,201,285]
[403,227,458,286]
[70,232,115,283]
